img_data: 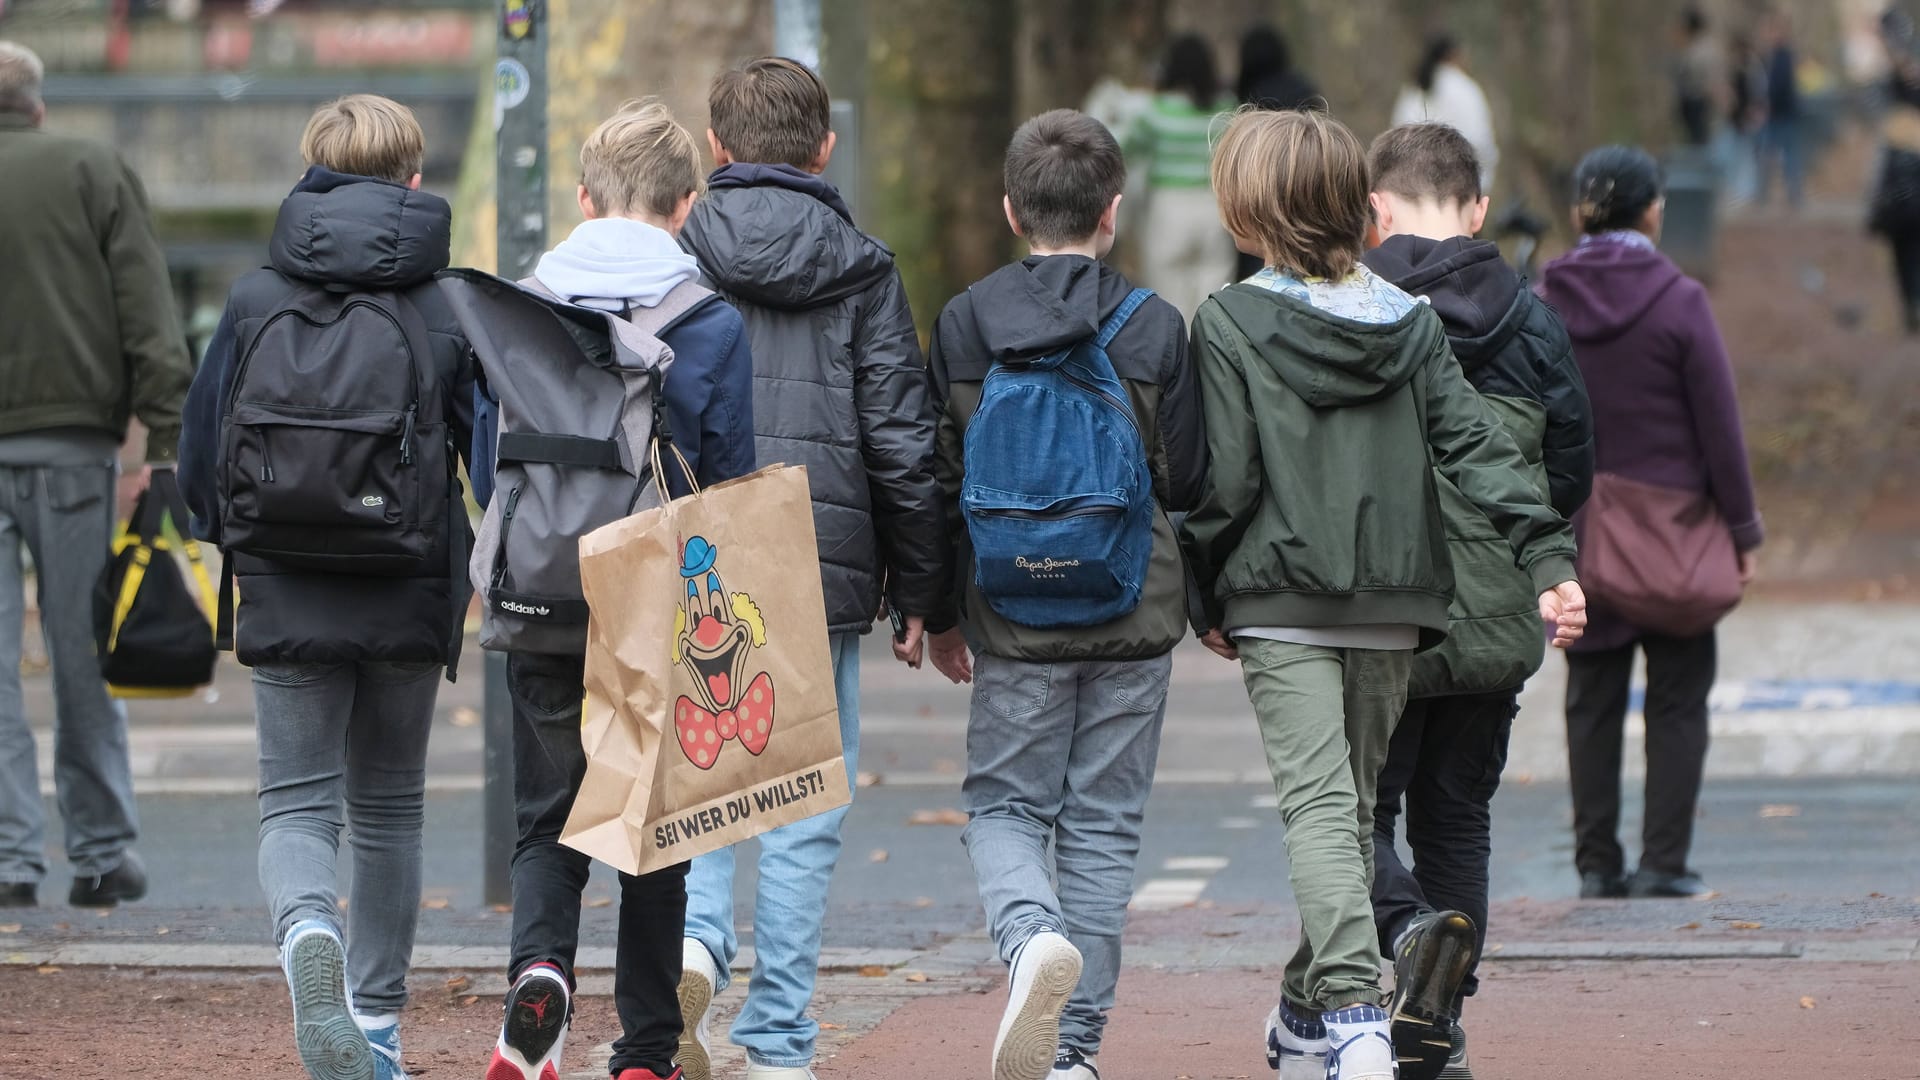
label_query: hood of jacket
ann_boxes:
[1363,235,1524,372]
[267,166,452,290]
[533,216,700,309]
[1536,237,1685,343]
[1208,282,1441,406]
[962,255,1117,364]
[680,163,894,311]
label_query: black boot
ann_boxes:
[0,882,35,908]
[69,850,147,908]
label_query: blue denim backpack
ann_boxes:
[961,287,1157,628]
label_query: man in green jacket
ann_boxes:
[0,41,190,910]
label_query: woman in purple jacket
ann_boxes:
[1537,147,1762,901]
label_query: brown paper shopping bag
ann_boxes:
[561,463,851,875]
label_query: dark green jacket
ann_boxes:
[0,114,190,459]
[1178,282,1577,647]
[930,256,1206,661]
[1365,236,1594,696]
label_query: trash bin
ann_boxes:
[1662,144,1719,284]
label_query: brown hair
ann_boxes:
[1003,109,1126,248]
[1368,122,1481,207]
[299,94,426,184]
[708,57,831,169]
[1211,107,1370,281]
[580,98,704,218]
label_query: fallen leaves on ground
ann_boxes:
[1728,921,1765,930]
[444,975,472,994]
[869,849,889,863]
[855,771,880,788]
[1800,996,1818,1009]
[585,896,613,909]
[421,898,450,910]
[36,965,60,974]
[1759,804,1801,818]
[907,808,968,827]
[450,707,480,728]
[1676,922,1702,930]
[154,927,170,935]
[0,924,20,934]
[904,971,930,983]
[911,897,934,909]
[821,1022,844,1031]
[857,965,889,978]
[460,995,481,1006]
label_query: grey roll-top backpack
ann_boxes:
[437,269,714,654]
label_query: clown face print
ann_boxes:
[672,535,775,769]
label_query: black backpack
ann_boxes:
[215,281,466,670]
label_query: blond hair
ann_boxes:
[299,95,426,184]
[0,40,44,116]
[580,98,704,218]
[1212,107,1371,281]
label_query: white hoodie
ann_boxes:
[532,216,700,311]
[1392,63,1500,193]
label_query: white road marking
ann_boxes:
[1163,855,1230,872]
[1129,878,1209,910]
[1217,816,1261,830]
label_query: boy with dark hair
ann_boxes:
[924,108,1205,1080]
[1362,121,1594,1080]
[1183,108,1585,1080]
[674,56,946,1080]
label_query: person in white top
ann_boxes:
[1392,34,1499,193]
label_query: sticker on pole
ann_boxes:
[502,0,536,40]
[495,58,532,113]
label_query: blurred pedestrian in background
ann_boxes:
[1675,6,1725,146]
[1869,6,1920,334]
[0,40,189,912]
[1234,24,1321,280]
[1720,30,1770,205]
[1757,9,1807,209]
[1126,34,1235,319]
[1392,33,1499,194]
[1536,147,1762,902]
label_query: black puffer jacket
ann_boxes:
[1363,235,1593,695]
[680,164,944,635]
[180,167,473,667]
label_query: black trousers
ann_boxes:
[1564,632,1716,879]
[1891,230,1920,332]
[1372,691,1516,1004]
[507,651,690,1076]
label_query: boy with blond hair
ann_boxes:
[1177,108,1586,1080]
[473,99,755,1080]
[674,57,944,1080]
[181,94,475,1080]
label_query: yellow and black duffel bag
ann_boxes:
[92,470,218,699]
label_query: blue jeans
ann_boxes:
[1759,117,1805,208]
[0,463,138,884]
[683,632,860,1068]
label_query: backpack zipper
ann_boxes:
[986,365,1140,437]
[401,405,417,465]
[985,504,1121,520]
[259,430,276,483]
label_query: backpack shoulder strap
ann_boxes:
[626,279,716,339]
[1094,287,1155,350]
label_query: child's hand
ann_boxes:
[929,628,973,685]
[1539,581,1588,649]
[891,615,925,669]
[1200,628,1239,661]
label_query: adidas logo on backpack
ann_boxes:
[961,287,1158,629]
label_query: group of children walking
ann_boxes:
[176,52,1596,1080]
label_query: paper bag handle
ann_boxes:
[650,436,701,498]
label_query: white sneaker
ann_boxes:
[1265,1003,1329,1080]
[1049,1047,1100,1079]
[282,921,376,1080]
[993,931,1082,1080]
[744,1066,817,1080]
[676,938,719,1080]
[1323,1004,1397,1080]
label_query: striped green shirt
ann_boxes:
[1126,93,1228,190]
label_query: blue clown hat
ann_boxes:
[680,536,718,579]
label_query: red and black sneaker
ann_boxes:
[613,1070,683,1080]
[485,962,571,1080]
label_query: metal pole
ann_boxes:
[772,0,822,69]
[483,0,548,909]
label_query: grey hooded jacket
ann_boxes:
[679,164,945,635]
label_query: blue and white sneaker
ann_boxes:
[1324,1005,1397,1080]
[358,1014,409,1080]
[282,921,376,1080]
[1264,1000,1328,1080]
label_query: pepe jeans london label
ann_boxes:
[1015,555,1083,580]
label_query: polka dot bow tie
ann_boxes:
[674,673,775,770]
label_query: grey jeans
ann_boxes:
[0,463,137,883]
[253,660,440,1013]
[961,652,1172,1056]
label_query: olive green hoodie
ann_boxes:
[1178,282,1577,647]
